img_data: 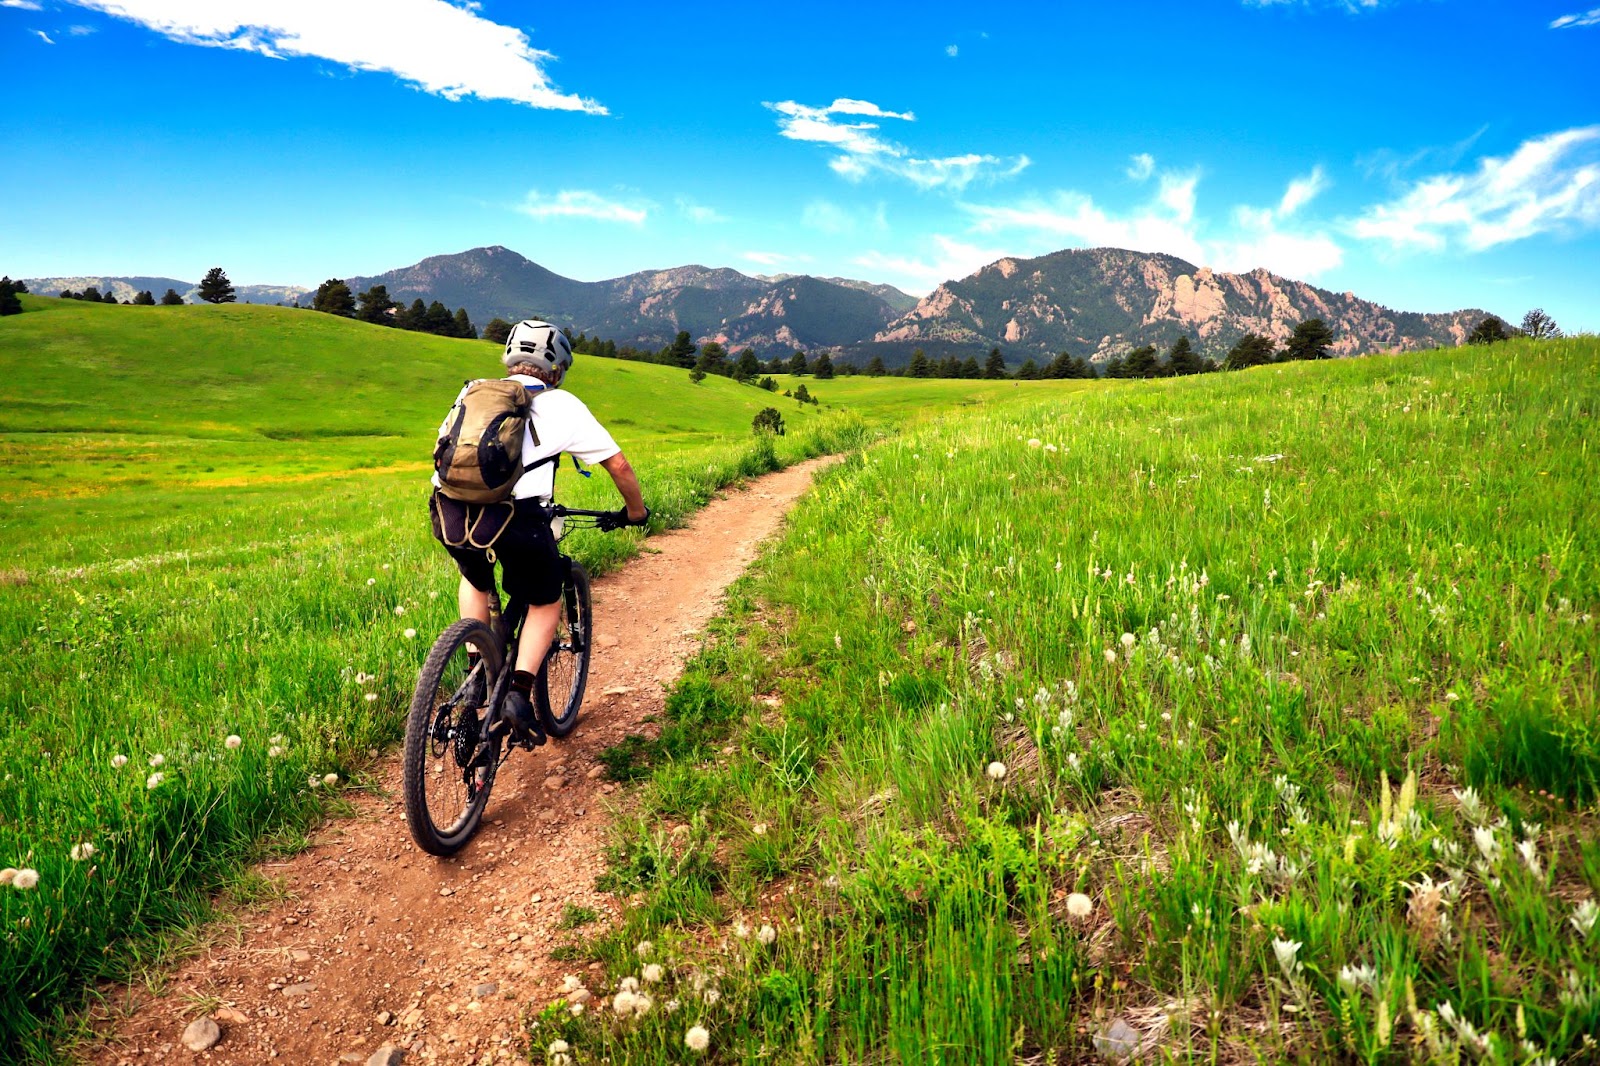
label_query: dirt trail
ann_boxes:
[88,457,836,1066]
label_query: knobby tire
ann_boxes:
[537,561,592,737]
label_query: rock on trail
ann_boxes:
[86,458,836,1065]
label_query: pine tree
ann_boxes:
[453,308,475,339]
[9,279,25,294]
[813,352,835,379]
[793,383,815,405]
[1045,352,1074,379]
[0,277,21,317]
[313,278,355,316]
[1520,309,1561,339]
[1466,316,1511,345]
[197,267,236,303]
[1103,357,1128,378]
[734,347,761,381]
[1017,358,1040,380]
[663,330,697,369]
[1167,336,1204,376]
[101,288,120,304]
[695,341,730,376]
[1224,333,1276,370]
[983,347,1007,379]
[1284,319,1335,360]
[752,407,785,435]
[80,286,103,303]
[961,356,982,379]
[866,355,887,377]
[1125,345,1159,378]
[1070,357,1095,379]
[356,284,394,324]
[400,298,427,330]
[160,288,184,306]
[482,317,513,345]
[423,300,453,335]
[132,290,156,305]
[907,349,931,378]
[786,350,808,375]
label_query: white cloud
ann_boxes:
[68,24,97,34]
[963,163,1345,279]
[742,251,812,268]
[1126,153,1155,182]
[802,199,888,236]
[1551,7,1600,27]
[853,235,1015,295]
[2,1,44,10]
[516,190,647,224]
[676,198,727,224]
[945,43,959,57]
[58,0,604,112]
[1351,126,1600,251]
[34,28,53,42]
[767,97,1027,192]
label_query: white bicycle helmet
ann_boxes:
[501,319,574,385]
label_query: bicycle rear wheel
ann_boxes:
[537,560,592,737]
[403,618,503,855]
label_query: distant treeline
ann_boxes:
[301,279,476,339]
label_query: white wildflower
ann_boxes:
[224,734,242,750]
[393,605,405,616]
[702,987,721,1005]
[752,823,769,837]
[613,989,637,1014]
[1472,826,1500,864]
[11,868,39,890]
[1027,438,1042,448]
[632,992,653,1016]
[642,963,664,984]
[323,772,339,787]
[619,976,640,993]
[146,772,165,789]
[366,578,376,586]
[1272,937,1302,979]
[0,869,14,885]
[364,692,378,702]
[149,753,165,768]
[1065,892,1093,918]
[685,1024,711,1052]
[70,842,96,862]
[1120,632,1136,649]
[561,974,583,994]
[403,628,417,639]
[757,924,777,946]
[1570,899,1599,938]
[1338,963,1377,992]
[111,754,128,768]
[985,761,1007,781]
[308,775,321,789]
[1103,648,1117,663]
[1453,786,1485,823]
[665,997,681,1013]
[733,919,751,939]
[635,939,654,958]
[547,1040,569,1055]
[268,745,284,758]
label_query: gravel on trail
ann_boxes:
[87,458,837,1065]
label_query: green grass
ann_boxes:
[0,297,884,1059]
[543,338,1600,1064]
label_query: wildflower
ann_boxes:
[613,990,637,1014]
[733,919,751,939]
[632,993,654,1016]
[985,761,1007,781]
[665,997,681,1013]
[70,842,96,861]
[225,734,242,750]
[1453,786,1485,823]
[1570,899,1599,938]
[686,1024,711,1052]
[1103,648,1117,663]
[567,1003,585,1017]
[1045,443,1058,453]
[757,924,777,946]
[149,753,165,768]
[635,939,654,958]
[561,974,584,994]
[146,772,165,789]
[1272,938,1302,978]
[403,628,417,640]
[11,868,39,890]
[1066,752,1082,773]
[548,1039,572,1066]
[642,963,664,984]
[619,976,640,992]
[393,605,406,616]
[0,869,14,885]
[1120,632,1135,649]
[366,578,376,586]
[1338,963,1378,992]
[1444,691,1459,702]
[834,632,842,649]
[1065,892,1093,918]
[382,563,391,570]
[364,692,378,702]
[428,590,439,600]
[268,745,284,758]
[1472,826,1500,864]
[1027,438,1042,448]
[308,775,321,789]
[702,987,721,1005]
[111,754,128,768]
[323,772,339,787]
[1516,838,1544,878]
[548,1040,569,1055]
[752,823,769,837]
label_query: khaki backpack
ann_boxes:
[432,379,545,503]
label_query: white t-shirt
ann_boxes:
[432,375,620,502]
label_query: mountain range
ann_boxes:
[16,275,311,307]
[23,246,1493,366]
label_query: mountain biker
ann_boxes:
[429,320,647,740]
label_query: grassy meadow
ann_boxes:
[0,296,921,1058]
[533,338,1599,1064]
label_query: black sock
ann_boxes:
[511,670,536,696]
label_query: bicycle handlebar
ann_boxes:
[550,504,649,533]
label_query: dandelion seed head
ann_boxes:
[224,734,242,750]
[0,868,15,885]
[733,919,751,939]
[1027,438,1042,448]
[323,772,339,786]
[308,775,321,789]
[986,761,1007,781]
[613,990,637,1014]
[753,822,769,837]
[364,692,378,702]
[757,924,777,946]
[149,753,165,768]
[643,963,664,983]
[366,578,376,586]
[1066,892,1093,918]
[146,772,165,789]
[70,842,96,861]
[393,605,406,616]
[11,868,39,890]
[635,939,654,957]
[561,974,583,994]
[268,745,284,758]
[1104,648,1117,663]
[686,1024,711,1052]
[1120,632,1136,648]
[111,754,128,768]
[403,628,417,639]
[547,1040,569,1055]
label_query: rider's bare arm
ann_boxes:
[599,451,646,522]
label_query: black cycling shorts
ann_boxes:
[428,491,563,607]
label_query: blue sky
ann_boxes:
[3,0,1597,330]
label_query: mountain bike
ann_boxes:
[403,504,624,856]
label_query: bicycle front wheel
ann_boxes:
[537,560,592,737]
[403,618,503,856]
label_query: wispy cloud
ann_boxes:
[962,162,1344,279]
[516,190,647,224]
[853,236,1015,295]
[1351,126,1600,251]
[742,251,811,268]
[1551,6,1600,26]
[676,197,728,224]
[1126,153,1155,182]
[2,1,44,10]
[34,28,53,42]
[57,0,605,112]
[945,43,959,57]
[767,97,1028,191]
[801,199,888,236]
